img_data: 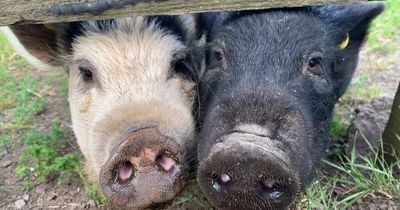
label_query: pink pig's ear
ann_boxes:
[7,24,63,67]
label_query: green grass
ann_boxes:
[15,121,81,187]
[340,74,385,106]
[0,32,83,193]
[0,30,107,205]
[331,115,350,142]
[368,0,400,53]
[171,183,214,209]
[305,136,400,209]
[0,135,11,150]
[0,51,48,133]
[78,170,109,206]
[304,175,341,209]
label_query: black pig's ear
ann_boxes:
[314,3,384,50]
[313,3,384,99]
[8,24,63,66]
[198,12,234,39]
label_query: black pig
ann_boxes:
[196,3,383,210]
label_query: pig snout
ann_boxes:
[99,128,185,208]
[198,132,299,210]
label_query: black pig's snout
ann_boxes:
[198,133,300,210]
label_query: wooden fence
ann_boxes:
[0,0,363,26]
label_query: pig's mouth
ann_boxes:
[99,127,186,208]
[198,131,300,210]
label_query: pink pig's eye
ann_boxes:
[78,66,94,82]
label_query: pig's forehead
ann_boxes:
[213,11,332,47]
[69,17,187,64]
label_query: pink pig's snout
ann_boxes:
[99,128,185,208]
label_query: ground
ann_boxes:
[0,1,399,209]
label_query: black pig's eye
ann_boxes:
[308,58,318,69]
[78,66,93,82]
[208,49,225,70]
[304,52,323,76]
[214,51,223,62]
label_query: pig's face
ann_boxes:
[9,16,201,209]
[68,18,197,207]
[197,4,383,210]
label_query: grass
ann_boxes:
[340,74,385,106]
[0,31,85,198]
[78,170,109,206]
[368,0,400,53]
[15,121,81,187]
[331,115,350,142]
[0,30,108,205]
[304,136,400,209]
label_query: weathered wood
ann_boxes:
[382,82,400,166]
[0,0,363,26]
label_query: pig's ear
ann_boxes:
[314,3,383,98]
[8,24,63,66]
[198,12,233,39]
[315,3,384,50]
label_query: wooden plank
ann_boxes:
[0,0,364,26]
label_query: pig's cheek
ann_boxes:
[79,95,92,114]
[70,95,93,152]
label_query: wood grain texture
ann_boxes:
[0,0,364,26]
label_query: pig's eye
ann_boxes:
[305,52,323,76]
[78,66,93,82]
[214,51,223,62]
[208,49,225,70]
[308,58,319,69]
[172,60,196,81]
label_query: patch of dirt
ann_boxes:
[0,70,97,210]
[346,96,393,158]
[357,48,400,94]
[350,197,400,210]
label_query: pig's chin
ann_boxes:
[99,125,187,208]
[198,132,301,210]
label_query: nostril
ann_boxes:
[261,180,284,202]
[219,173,232,183]
[210,172,232,184]
[155,154,177,172]
[211,173,232,192]
[117,161,134,183]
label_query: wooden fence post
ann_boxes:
[382,82,400,165]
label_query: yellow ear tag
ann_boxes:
[340,33,350,49]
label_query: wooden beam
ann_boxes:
[0,0,363,26]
